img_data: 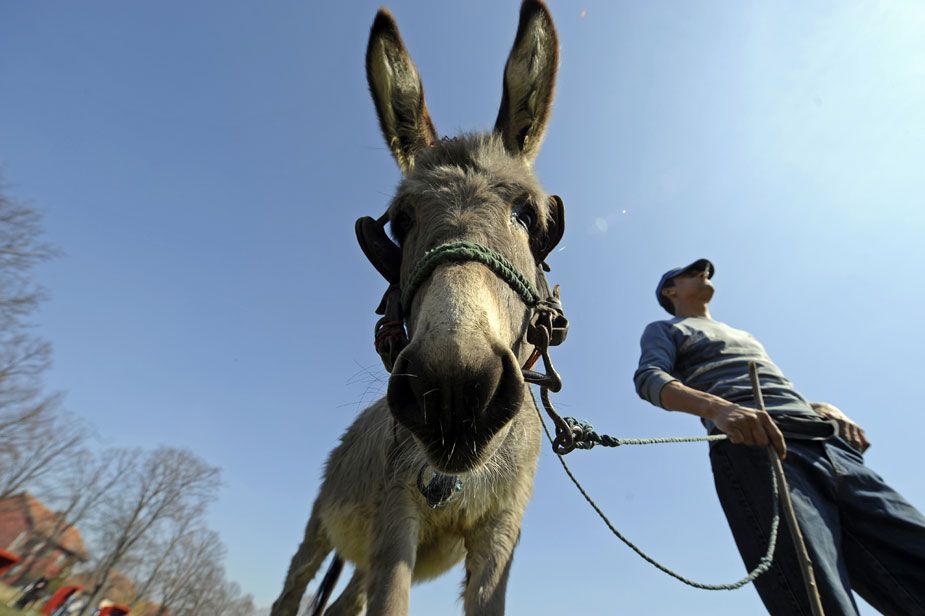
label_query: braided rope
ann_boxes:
[401,241,540,311]
[530,390,780,590]
[563,416,729,449]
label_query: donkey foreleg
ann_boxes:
[271,502,331,616]
[366,487,420,615]
[462,512,523,616]
[324,568,366,616]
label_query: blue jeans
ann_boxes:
[710,437,925,615]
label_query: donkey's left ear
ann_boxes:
[366,9,439,174]
[494,0,559,163]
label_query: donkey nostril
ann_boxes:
[388,356,416,409]
[463,380,481,412]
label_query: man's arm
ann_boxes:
[633,321,679,407]
[633,321,786,458]
[659,381,787,459]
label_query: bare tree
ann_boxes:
[126,521,255,616]
[151,527,226,615]
[127,504,204,607]
[78,447,220,616]
[0,179,54,401]
[7,449,132,583]
[0,179,254,613]
[192,578,256,616]
[0,335,50,409]
[0,176,79,499]
[0,404,89,500]
[221,585,257,616]
[0,347,59,498]
[0,182,53,331]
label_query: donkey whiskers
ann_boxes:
[422,388,438,426]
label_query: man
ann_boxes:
[14,575,49,609]
[634,258,925,615]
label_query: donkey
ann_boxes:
[272,2,564,614]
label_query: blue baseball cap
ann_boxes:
[656,258,714,315]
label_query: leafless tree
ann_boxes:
[199,580,257,616]
[0,177,81,498]
[7,448,133,583]
[0,179,53,402]
[127,504,204,607]
[0,403,89,501]
[150,527,226,615]
[0,335,50,410]
[78,447,221,615]
[0,180,53,331]
[223,587,258,616]
[0,180,253,611]
[175,570,257,616]
[124,523,256,616]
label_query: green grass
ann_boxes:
[0,601,38,616]
[0,581,39,616]
[0,603,45,616]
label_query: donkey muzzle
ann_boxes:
[388,346,524,473]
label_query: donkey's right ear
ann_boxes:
[494,0,559,163]
[366,9,438,174]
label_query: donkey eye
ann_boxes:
[511,201,536,233]
[390,211,413,243]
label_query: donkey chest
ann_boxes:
[410,482,515,578]
[420,459,534,531]
[323,478,508,572]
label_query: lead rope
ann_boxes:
[530,387,780,590]
[396,241,782,590]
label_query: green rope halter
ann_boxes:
[400,241,540,312]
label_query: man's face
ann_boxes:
[665,267,714,308]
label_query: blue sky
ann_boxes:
[2,1,924,613]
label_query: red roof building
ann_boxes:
[0,492,89,582]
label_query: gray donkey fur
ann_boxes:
[272,2,561,614]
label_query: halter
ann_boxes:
[355,198,568,387]
[355,200,570,508]
[401,241,541,311]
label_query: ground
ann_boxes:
[0,582,37,616]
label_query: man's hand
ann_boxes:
[810,401,870,453]
[659,381,787,459]
[711,402,787,459]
